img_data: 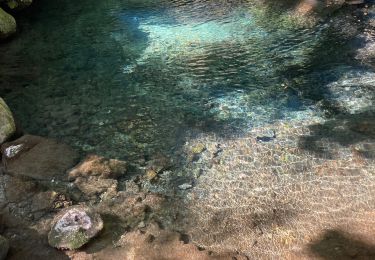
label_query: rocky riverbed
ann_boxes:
[1,0,375,259]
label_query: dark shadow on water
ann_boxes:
[309,229,375,259]
[299,111,375,158]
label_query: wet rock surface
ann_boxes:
[1,135,79,181]
[0,98,16,144]
[48,205,103,250]
[0,8,16,40]
[68,155,127,201]
[0,235,9,260]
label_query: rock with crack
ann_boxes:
[48,205,103,250]
[1,135,79,181]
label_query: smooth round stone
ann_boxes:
[48,205,103,250]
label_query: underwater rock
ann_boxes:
[0,235,9,260]
[324,70,375,114]
[0,98,16,144]
[0,8,16,40]
[73,176,118,200]
[1,135,79,181]
[2,174,37,203]
[5,0,33,10]
[178,183,193,190]
[48,205,103,250]
[68,155,127,200]
[191,143,206,154]
[145,169,158,181]
[68,155,127,180]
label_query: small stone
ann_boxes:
[4,144,24,158]
[146,169,158,181]
[178,183,193,190]
[191,143,206,154]
[48,205,103,250]
[138,221,146,228]
[0,235,9,260]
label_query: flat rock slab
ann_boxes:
[48,205,103,250]
[1,135,79,181]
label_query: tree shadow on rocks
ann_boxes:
[299,111,375,158]
[309,229,375,259]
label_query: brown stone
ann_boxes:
[2,175,37,203]
[68,155,127,180]
[67,155,127,200]
[1,135,79,181]
[74,176,118,198]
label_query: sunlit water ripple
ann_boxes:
[0,0,373,161]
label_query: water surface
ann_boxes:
[0,0,372,161]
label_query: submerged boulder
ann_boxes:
[1,135,79,181]
[0,98,16,144]
[48,205,103,250]
[68,155,127,180]
[0,8,16,40]
[68,155,127,200]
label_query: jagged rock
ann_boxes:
[48,205,103,250]
[0,98,16,144]
[6,0,32,10]
[68,155,127,180]
[68,155,127,200]
[1,135,79,181]
[0,235,9,260]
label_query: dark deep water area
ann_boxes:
[0,0,374,161]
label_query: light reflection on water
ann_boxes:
[0,0,371,160]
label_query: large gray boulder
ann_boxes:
[0,98,16,144]
[0,8,16,39]
[48,205,103,250]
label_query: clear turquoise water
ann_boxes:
[0,0,373,161]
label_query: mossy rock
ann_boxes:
[48,205,103,250]
[0,8,16,39]
[0,97,16,144]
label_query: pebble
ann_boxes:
[178,183,193,190]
